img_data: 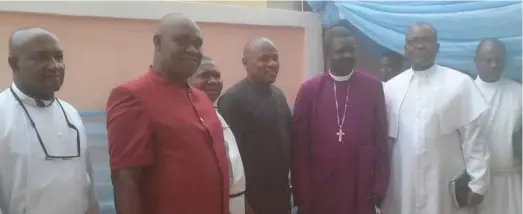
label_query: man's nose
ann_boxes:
[48,58,63,71]
[489,61,498,69]
[208,76,219,84]
[342,52,354,59]
[268,59,279,67]
[415,43,426,50]
[185,45,199,53]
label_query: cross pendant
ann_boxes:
[336,129,345,143]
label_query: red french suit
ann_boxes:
[106,67,230,214]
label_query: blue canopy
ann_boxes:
[309,1,522,81]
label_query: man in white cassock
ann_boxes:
[382,23,490,214]
[0,28,99,214]
[473,39,522,214]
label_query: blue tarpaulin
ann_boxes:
[309,1,522,81]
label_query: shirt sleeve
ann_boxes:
[106,86,154,170]
[459,117,490,195]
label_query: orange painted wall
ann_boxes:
[0,12,305,110]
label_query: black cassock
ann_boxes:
[218,79,292,214]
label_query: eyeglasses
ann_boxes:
[10,87,81,160]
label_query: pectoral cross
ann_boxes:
[336,128,345,143]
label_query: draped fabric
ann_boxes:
[309,1,522,81]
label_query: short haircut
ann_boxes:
[475,38,506,55]
[324,26,353,51]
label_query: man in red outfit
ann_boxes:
[291,26,390,214]
[106,13,229,214]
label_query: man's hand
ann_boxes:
[467,191,484,206]
[112,169,144,214]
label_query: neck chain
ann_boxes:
[333,80,350,143]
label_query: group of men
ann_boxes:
[0,12,520,214]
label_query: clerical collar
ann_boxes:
[411,64,437,79]
[329,70,354,82]
[11,83,55,108]
[475,76,501,88]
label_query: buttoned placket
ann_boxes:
[184,88,226,214]
[413,71,433,210]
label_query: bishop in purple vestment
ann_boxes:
[291,27,390,214]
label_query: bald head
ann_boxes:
[9,28,59,57]
[156,13,201,36]
[242,37,279,85]
[153,13,203,82]
[8,28,64,100]
[404,23,439,71]
[243,37,277,58]
[475,38,506,82]
[406,23,437,41]
[476,38,505,55]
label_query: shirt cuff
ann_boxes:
[468,181,487,195]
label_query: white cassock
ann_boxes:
[382,65,490,214]
[0,84,98,214]
[474,77,522,214]
[215,109,246,214]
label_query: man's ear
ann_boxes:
[8,55,18,72]
[241,57,247,67]
[153,34,161,52]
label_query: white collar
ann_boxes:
[475,76,502,88]
[411,64,438,79]
[329,70,354,82]
[11,83,55,108]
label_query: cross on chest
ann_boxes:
[336,128,345,143]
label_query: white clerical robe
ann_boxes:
[0,84,98,214]
[382,65,490,214]
[215,109,246,214]
[474,77,522,214]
